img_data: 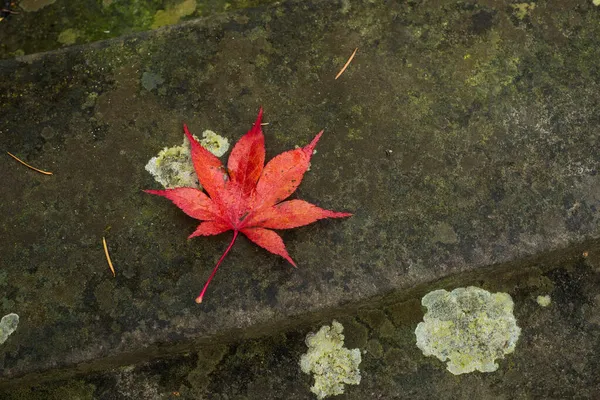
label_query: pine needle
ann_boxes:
[335,47,358,80]
[7,152,53,175]
[102,237,116,277]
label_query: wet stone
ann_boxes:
[0,0,600,397]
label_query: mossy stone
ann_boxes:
[358,309,388,331]
[365,339,383,359]
[337,318,369,350]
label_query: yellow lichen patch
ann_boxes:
[300,321,361,399]
[145,131,229,189]
[511,3,536,20]
[199,130,229,157]
[151,0,197,29]
[415,287,521,375]
[536,295,551,307]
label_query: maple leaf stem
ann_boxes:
[196,230,239,304]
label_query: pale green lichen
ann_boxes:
[300,320,361,399]
[145,131,229,189]
[415,287,520,375]
[536,295,551,307]
[0,313,19,345]
[199,130,229,157]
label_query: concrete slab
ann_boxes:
[1,0,599,386]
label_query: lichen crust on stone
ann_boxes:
[145,131,229,189]
[199,130,229,157]
[300,320,361,399]
[415,287,521,375]
[536,294,551,307]
[0,313,19,345]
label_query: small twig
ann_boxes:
[7,152,53,175]
[102,237,116,277]
[335,47,358,80]
[260,122,269,126]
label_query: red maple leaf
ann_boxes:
[145,109,351,303]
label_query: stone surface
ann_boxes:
[1,0,600,391]
[3,250,600,399]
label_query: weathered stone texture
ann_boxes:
[0,0,599,387]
